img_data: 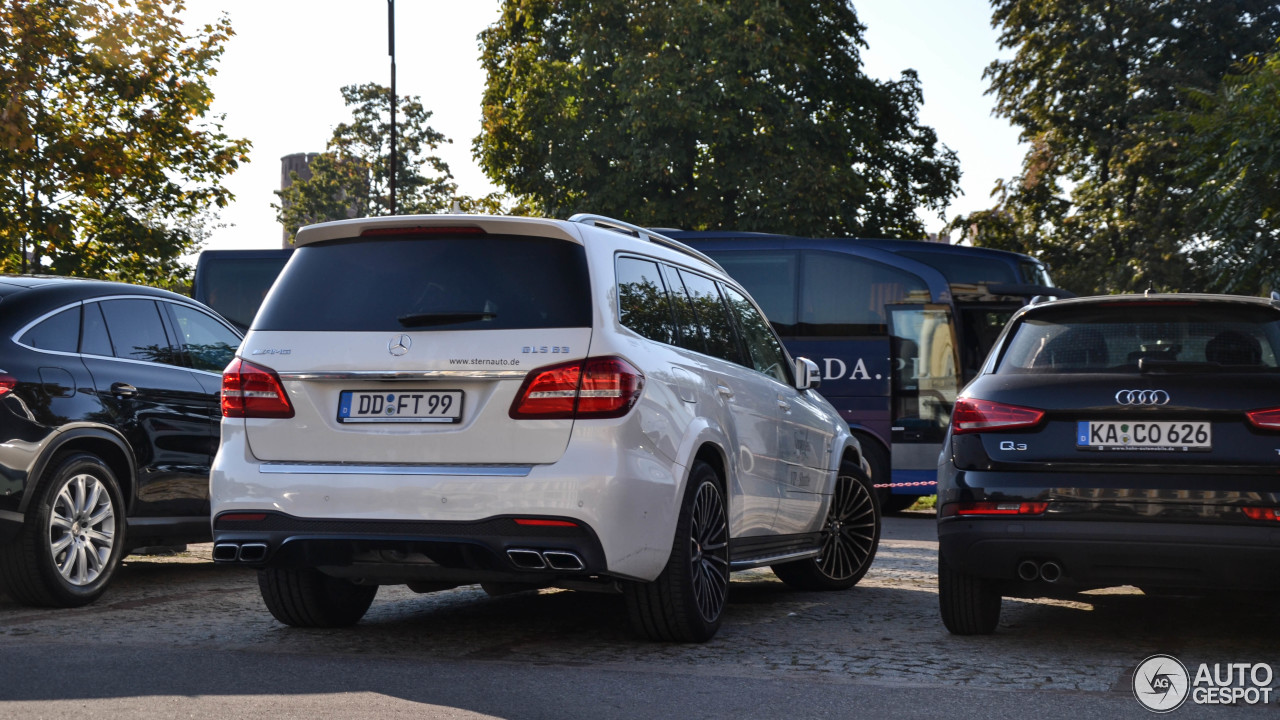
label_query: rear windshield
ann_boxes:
[996,303,1280,373]
[253,234,591,332]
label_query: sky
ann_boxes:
[180,0,1024,254]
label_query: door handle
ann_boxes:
[110,382,138,398]
[716,384,734,398]
[777,398,791,412]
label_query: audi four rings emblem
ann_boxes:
[388,334,412,356]
[1115,389,1170,405]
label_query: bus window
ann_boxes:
[895,250,1017,285]
[799,251,928,337]
[705,251,799,336]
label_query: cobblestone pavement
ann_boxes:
[1,514,1276,703]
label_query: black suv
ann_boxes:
[937,293,1280,634]
[0,276,241,607]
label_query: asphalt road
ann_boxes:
[0,513,1276,719]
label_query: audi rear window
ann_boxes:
[253,235,591,332]
[996,303,1280,373]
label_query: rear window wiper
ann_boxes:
[397,311,496,328]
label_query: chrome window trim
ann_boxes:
[275,370,527,381]
[260,463,533,477]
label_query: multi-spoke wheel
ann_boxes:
[0,453,126,607]
[773,459,880,591]
[625,460,730,642]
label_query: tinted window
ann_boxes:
[166,303,241,373]
[616,257,677,345]
[255,235,591,332]
[197,255,291,330]
[799,251,928,337]
[895,250,1017,285]
[677,270,742,365]
[81,302,113,356]
[998,304,1280,373]
[705,251,798,335]
[19,306,79,352]
[661,265,706,355]
[99,299,180,365]
[722,285,789,384]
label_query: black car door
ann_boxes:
[79,299,214,524]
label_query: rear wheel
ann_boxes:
[258,567,378,627]
[773,460,880,590]
[0,453,125,607]
[938,551,1002,635]
[624,460,729,642]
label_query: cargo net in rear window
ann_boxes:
[997,311,1280,373]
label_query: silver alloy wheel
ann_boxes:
[689,481,729,622]
[817,473,877,580]
[48,472,116,586]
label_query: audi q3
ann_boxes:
[936,293,1280,634]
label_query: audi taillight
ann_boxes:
[950,501,1049,517]
[1243,507,1280,522]
[0,374,15,395]
[1246,408,1280,431]
[952,397,1045,434]
[222,358,294,418]
[509,357,644,420]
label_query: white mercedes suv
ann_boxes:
[210,213,879,641]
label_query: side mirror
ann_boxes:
[794,357,821,391]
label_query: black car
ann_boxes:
[0,276,241,607]
[937,293,1280,634]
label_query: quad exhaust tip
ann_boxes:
[507,548,585,572]
[213,542,269,563]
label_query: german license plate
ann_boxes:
[337,390,463,423]
[1076,421,1210,451]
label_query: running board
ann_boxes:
[729,547,821,570]
[728,533,823,570]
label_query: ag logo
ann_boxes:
[1134,654,1190,713]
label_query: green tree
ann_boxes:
[275,84,506,240]
[1173,43,1280,294]
[0,0,250,285]
[474,0,960,237]
[952,0,1280,295]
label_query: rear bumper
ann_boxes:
[938,517,1280,592]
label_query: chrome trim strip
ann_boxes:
[276,370,527,381]
[260,463,534,477]
[728,548,820,570]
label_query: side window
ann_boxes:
[165,303,241,373]
[722,285,790,385]
[616,257,677,345]
[677,269,743,365]
[19,306,80,353]
[99,299,180,365]
[799,251,928,337]
[81,302,114,357]
[661,265,706,355]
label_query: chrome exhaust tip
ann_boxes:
[237,543,268,563]
[1016,559,1040,582]
[212,543,241,562]
[542,550,586,571]
[507,549,547,570]
[1040,561,1063,583]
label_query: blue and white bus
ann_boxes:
[668,232,1069,511]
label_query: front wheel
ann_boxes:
[624,460,730,642]
[258,567,378,627]
[938,551,1002,635]
[0,452,126,607]
[772,460,880,590]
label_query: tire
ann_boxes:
[257,567,378,628]
[0,452,126,608]
[624,460,730,642]
[772,460,880,591]
[938,550,1002,635]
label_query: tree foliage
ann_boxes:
[1174,43,1280,293]
[952,0,1280,295]
[0,0,249,285]
[275,84,505,240]
[474,0,960,237]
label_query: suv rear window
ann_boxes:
[997,303,1280,373]
[253,235,591,332]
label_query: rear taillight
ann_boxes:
[1243,507,1280,522]
[1246,408,1280,431]
[0,375,15,395]
[952,501,1049,516]
[952,397,1045,434]
[509,357,644,420]
[222,358,294,418]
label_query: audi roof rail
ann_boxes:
[568,213,726,273]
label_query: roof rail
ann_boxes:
[568,214,725,272]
